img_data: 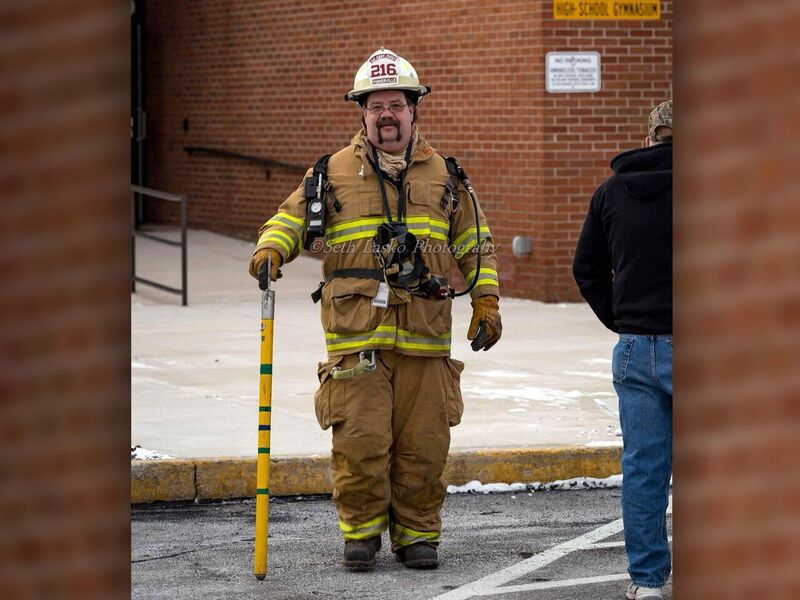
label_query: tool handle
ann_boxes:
[258,255,272,291]
[470,322,488,352]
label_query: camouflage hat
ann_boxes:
[648,100,672,142]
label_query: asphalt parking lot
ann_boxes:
[132,488,672,600]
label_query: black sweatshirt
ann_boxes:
[572,142,672,334]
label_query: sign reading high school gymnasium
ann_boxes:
[553,1,660,19]
[546,52,601,93]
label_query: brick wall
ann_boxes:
[1,1,130,598]
[143,0,671,301]
[673,1,800,598]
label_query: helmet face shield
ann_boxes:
[345,48,431,103]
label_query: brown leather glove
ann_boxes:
[249,248,283,282]
[467,295,502,351]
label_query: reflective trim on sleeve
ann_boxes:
[258,230,294,254]
[453,226,492,259]
[465,267,499,288]
[267,212,305,232]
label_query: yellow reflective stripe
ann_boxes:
[453,225,491,249]
[429,218,449,241]
[326,217,383,245]
[259,229,296,249]
[390,522,440,547]
[394,342,451,351]
[395,329,450,351]
[324,325,396,340]
[267,212,305,232]
[339,514,388,540]
[258,231,294,254]
[406,223,431,234]
[466,267,497,282]
[406,216,447,241]
[326,337,395,352]
[325,326,397,351]
[327,217,384,234]
[326,216,449,244]
[323,327,452,352]
[327,229,377,245]
[465,268,499,289]
[454,227,492,259]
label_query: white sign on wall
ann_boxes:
[546,52,601,93]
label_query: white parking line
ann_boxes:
[591,537,672,550]
[476,573,631,595]
[433,496,672,600]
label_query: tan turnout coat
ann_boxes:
[254,130,499,357]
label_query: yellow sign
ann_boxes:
[553,1,660,19]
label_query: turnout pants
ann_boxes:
[314,350,464,551]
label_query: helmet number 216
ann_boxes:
[370,64,397,77]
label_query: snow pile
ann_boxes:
[447,474,622,495]
[131,445,173,460]
[585,440,623,448]
[447,481,529,494]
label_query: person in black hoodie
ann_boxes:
[573,100,672,600]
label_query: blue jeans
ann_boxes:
[613,334,672,588]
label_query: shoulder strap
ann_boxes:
[441,156,462,216]
[313,154,340,212]
[313,154,331,177]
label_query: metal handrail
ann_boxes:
[131,185,188,306]
[183,145,307,175]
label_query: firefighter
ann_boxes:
[249,48,501,571]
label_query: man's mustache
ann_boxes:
[378,118,400,128]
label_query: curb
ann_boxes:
[131,446,621,504]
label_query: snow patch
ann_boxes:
[447,474,623,494]
[473,370,530,380]
[560,370,612,380]
[131,445,173,460]
[132,362,157,370]
[585,440,624,448]
[462,385,584,406]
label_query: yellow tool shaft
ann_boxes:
[254,314,273,579]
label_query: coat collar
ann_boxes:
[351,128,435,177]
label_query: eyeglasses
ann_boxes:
[365,102,408,115]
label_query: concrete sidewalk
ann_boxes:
[131,229,622,503]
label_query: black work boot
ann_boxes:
[394,542,439,569]
[343,536,381,571]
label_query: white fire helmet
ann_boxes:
[345,48,431,104]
